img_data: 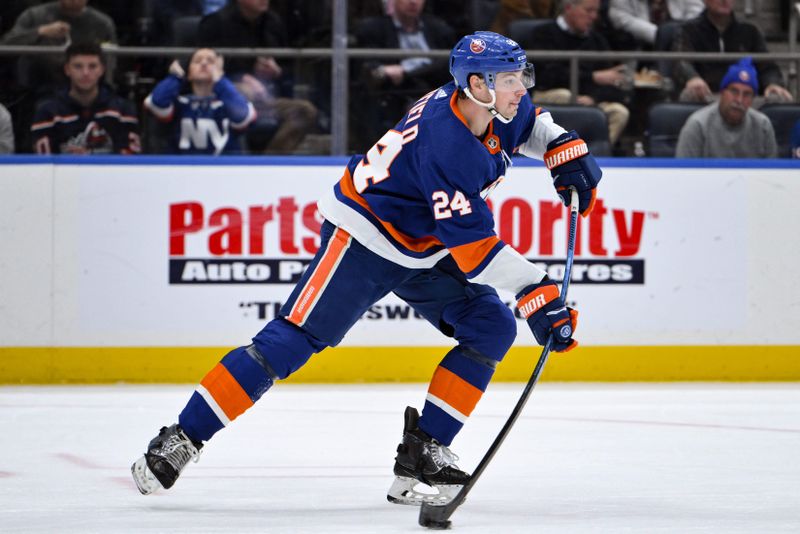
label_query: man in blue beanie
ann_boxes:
[673,0,792,103]
[676,57,777,158]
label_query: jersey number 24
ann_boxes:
[353,129,472,220]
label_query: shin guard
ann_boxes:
[418,347,498,446]
[179,345,276,442]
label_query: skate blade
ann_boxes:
[131,456,162,495]
[387,476,462,506]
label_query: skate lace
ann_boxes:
[159,432,202,469]
[428,441,460,469]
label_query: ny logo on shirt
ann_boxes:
[179,118,230,155]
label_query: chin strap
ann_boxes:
[463,87,513,124]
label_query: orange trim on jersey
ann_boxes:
[200,363,254,421]
[449,236,501,274]
[30,114,80,130]
[543,139,588,170]
[483,133,501,154]
[449,91,469,128]
[517,283,560,319]
[451,92,503,155]
[288,227,351,326]
[481,122,502,154]
[428,366,483,417]
[535,107,542,116]
[338,170,442,253]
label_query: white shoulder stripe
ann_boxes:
[518,110,568,160]
[316,190,449,269]
[468,245,546,295]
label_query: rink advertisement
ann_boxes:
[1,157,799,383]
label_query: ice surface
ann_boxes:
[1,383,798,533]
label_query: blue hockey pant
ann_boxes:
[179,221,517,446]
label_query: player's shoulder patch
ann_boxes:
[434,88,448,100]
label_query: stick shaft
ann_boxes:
[419,188,581,527]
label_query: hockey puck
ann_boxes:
[420,518,452,530]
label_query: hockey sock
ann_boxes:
[418,346,496,446]
[179,345,276,443]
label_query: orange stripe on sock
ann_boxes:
[288,227,350,326]
[200,363,254,421]
[427,366,483,418]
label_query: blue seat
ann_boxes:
[540,105,612,156]
[646,102,704,157]
[759,104,800,158]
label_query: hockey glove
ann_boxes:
[516,277,578,353]
[544,130,602,217]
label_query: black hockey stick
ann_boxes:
[419,188,581,530]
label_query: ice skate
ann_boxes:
[387,406,470,506]
[131,424,203,495]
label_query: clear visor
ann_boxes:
[492,63,535,92]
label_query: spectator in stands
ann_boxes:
[1,1,42,36]
[608,0,703,48]
[672,0,792,103]
[145,48,256,155]
[197,0,317,154]
[1,0,115,46]
[676,57,777,158]
[353,0,455,146]
[30,42,140,154]
[1,0,116,89]
[0,102,14,153]
[528,0,631,145]
[490,0,556,35]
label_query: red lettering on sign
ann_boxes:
[209,208,243,255]
[613,209,644,257]
[499,198,532,254]
[169,202,203,255]
[248,205,274,255]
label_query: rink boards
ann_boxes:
[1,156,799,383]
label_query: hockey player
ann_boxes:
[144,48,257,155]
[131,31,602,505]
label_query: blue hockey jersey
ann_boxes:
[318,81,567,294]
[145,75,256,155]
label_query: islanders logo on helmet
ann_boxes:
[469,38,486,54]
[449,31,535,91]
